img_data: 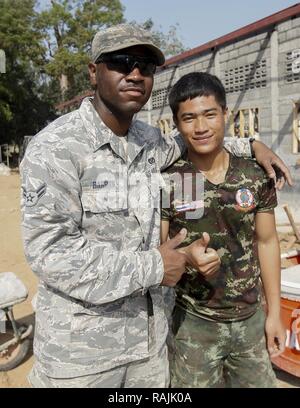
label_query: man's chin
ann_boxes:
[193,144,216,155]
[122,100,146,115]
[190,140,224,155]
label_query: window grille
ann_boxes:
[152,88,169,109]
[286,50,300,83]
[224,60,267,93]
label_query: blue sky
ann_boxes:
[121,0,298,49]
[39,1,298,49]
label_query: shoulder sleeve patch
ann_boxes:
[22,183,47,207]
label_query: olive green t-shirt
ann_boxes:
[161,152,277,322]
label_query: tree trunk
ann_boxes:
[59,74,69,100]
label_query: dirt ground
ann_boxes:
[0,173,300,388]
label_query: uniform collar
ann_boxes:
[79,97,147,165]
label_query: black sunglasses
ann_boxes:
[96,54,157,76]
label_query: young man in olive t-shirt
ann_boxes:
[161,72,286,388]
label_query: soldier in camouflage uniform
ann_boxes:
[161,72,286,388]
[21,25,289,388]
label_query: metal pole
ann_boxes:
[2,144,9,167]
[0,144,9,166]
[6,144,9,167]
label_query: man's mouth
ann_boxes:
[192,135,213,144]
[122,87,145,96]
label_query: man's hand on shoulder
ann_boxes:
[252,140,293,190]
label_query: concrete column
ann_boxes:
[174,65,180,82]
[214,48,221,79]
[270,29,279,152]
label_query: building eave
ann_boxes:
[159,3,300,70]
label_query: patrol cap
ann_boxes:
[91,23,165,66]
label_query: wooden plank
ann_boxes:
[292,102,298,153]
[240,110,245,138]
[249,108,255,136]
[229,111,234,137]
[283,204,300,242]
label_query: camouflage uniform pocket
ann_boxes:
[70,303,126,362]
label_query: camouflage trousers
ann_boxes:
[28,344,169,388]
[170,305,277,388]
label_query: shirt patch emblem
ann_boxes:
[235,188,255,212]
[22,183,46,207]
[175,200,204,213]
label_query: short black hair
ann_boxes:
[168,72,227,118]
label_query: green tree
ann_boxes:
[37,0,124,101]
[140,18,188,60]
[0,0,55,147]
[0,0,45,66]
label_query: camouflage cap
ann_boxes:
[91,23,165,66]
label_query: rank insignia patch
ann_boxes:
[22,184,46,207]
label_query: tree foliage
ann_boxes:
[0,0,55,147]
[141,18,187,60]
[37,0,124,99]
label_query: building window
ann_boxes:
[286,50,300,83]
[293,103,300,154]
[224,60,267,93]
[152,88,169,109]
[228,108,259,138]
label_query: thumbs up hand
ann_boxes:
[178,232,220,278]
[159,228,188,287]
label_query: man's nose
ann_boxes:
[195,116,209,133]
[126,64,144,80]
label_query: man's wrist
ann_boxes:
[177,247,190,265]
[249,137,256,158]
[266,304,281,318]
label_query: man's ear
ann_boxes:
[88,63,97,86]
[173,115,178,127]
